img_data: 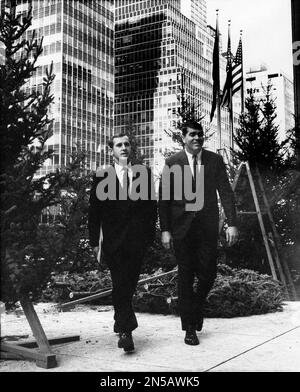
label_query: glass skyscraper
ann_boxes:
[1,0,114,173]
[180,0,207,30]
[291,0,300,131]
[115,0,236,171]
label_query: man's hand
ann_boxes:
[161,231,173,250]
[93,246,99,258]
[226,226,239,247]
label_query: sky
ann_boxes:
[205,0,293,79]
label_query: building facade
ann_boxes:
[115,0,238,172]
[291,0,300,127]
[246,65,295,142]
[291,0,300,165]
[1,0,114,173]
[180,0,207,30]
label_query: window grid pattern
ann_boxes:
[115,0,234,170]
[1,0,114,174]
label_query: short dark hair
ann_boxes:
[108,133,131,149]
[181,120,203,136]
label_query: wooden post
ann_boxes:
[255,167,297,300]
[218,161,297,295]
[245,163,278,280]
[219,162,243,233]
[60,268,178,309]
[0,342,57,368]
[20,297,53,353]
[1,297,80,368]
[1,296,57,368]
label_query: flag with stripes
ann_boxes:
[221,26,233,109]
[232,36,243,96]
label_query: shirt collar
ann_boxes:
[184,148,202,161]
[114,161,132,172]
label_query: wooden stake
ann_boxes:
[20,297,53,353]
[1,297,80,368]
[60,268,178,309]
[245,162,278,280]
[255,167,297,300]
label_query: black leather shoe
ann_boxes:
[118,332,135,352]
[196,317,204,331]
[184,328,199,346]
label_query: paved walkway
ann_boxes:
[0,301,300,372]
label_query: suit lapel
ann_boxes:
[201,149,208,167]
[178,150,189,167]
[201,149,212,182]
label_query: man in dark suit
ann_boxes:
[88,133,156,352]
[159,120,238,346]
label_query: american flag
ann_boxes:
[232,36,243,96]
[221,26,233,109]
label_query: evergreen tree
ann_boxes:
[123,117,145,165]
[0,5,86,304]
[282,126,299,170]
[227,84,300,293]
[233,85,283,173]
[233,90,262,167]
[164,69,208,157]
[259,83,284,169]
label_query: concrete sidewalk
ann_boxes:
[0,301,300,372]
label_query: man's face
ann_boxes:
[183,127,204,155]
[111,136,131,164]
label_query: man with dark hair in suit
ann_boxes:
[159,120,238,346]
[88,133,156,352]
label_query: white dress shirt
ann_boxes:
[114,161,133,192]
[97,162,133,260]
[184,148,202,175]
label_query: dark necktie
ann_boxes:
[192,154,197,193]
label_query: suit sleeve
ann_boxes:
[88,173,102,247]
[158,162,172,232]
[216,155,237,227]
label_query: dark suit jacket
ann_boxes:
[158,149,237,240]
[88,165,157,256]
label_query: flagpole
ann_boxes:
[216,10,222,150]
[228,20,234,150]
[240,30,245,113]
[230,90,234,149]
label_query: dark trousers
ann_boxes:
[106,238,146,333]
[173,218,218,331]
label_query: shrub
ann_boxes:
[40,269,112,303]
[39,264,285,319]
[203,264,285,317]
[133,264,285,318]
